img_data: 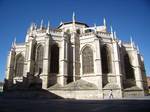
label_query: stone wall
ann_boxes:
[123,90,145,97]
[49,90,102,99]
[103,89,122,99]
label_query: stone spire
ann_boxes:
[72,12,75,23]
[110,26,113,33]
[130,36,134,49]
[13,37,16,47]
[103,17,106,26]
[11,37,16,50]
[46,21,50,34]
[130,36,133,44]
[34,23,37,30]
[60,21,63,25]
[118,40,122,46]
[11,42,14,49]
[40,19,43,30]
[114,31,117,39]
[30,23,34,31]
[137,45,140,54]
[94,23,97,32]
[110,26,114,39]
[29,23,35,37]
[72,12,76,33]
[130,36,133,46]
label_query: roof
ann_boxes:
[48,79,98,90]
[57,21,89,29]
[124,86,143,91]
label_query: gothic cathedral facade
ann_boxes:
[5,14,148,99]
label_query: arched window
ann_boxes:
[76,29,80,34]
[35,45,44,73]
[85,29,90,33]
[66,29,70,33]
[15,54,24,77]
[124,53,135,79]
[101,45,112,74]
[82,46,94,74]
[50,44,59,73]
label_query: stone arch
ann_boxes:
[101,44,112,74]
[84,28,95,33]
[50,43,59,73]
[35,44,44,74]
[15,53,24,77]
[76,29,81,34]
[81,44,94,54]
[82,45,94,74]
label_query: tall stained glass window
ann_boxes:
[82,46,94,74]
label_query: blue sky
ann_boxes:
[0,0,150,81]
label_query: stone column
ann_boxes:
[71,33,80,81]
[25,37,34,76]
[71,32,76,82]
[6,49,15,80]
[94,38,103,89]
[133,50,143,89]
[59,33,68,86]
[41,35,50,89]
[5,48,15,88]
[93,37,103,99]
[71,33,78,81]
[112,40,122,89]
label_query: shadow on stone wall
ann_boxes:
[1,73,63,99]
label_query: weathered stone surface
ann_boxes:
[64,79,98,90]
[49,79,97,90]
[4,18,148,99]
[103,83,120,89]
[124,86,142,91]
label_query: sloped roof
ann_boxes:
[48,79,97,90]
[64,79,97,90]
[124,86,143,91]
[103,83,120,89]
[58,21,89,29]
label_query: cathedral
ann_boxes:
[5,14,148,99]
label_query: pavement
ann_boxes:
[0,97,150,112]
